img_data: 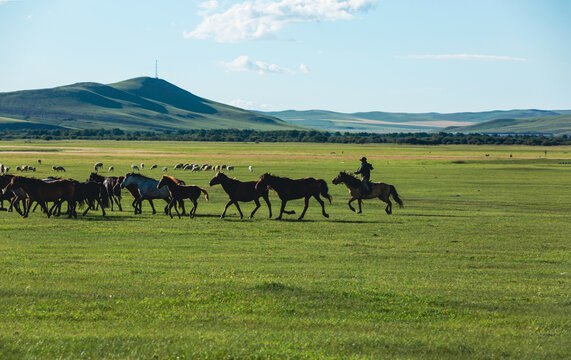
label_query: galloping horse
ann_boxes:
[74,181,110,216]
[88,172,122,211]
[209,171,272,219]
[255,173,331,220]
[120,173,171,215]
[332,171,403,214]
[2,176,76,218]
[157,175,209,218]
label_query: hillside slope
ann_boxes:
[0,77,301,131]
[443,115,571,136]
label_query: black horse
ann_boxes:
[255,173,331,220]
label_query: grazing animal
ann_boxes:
[248,166,253,172]
[131,165,140,171]
[174,163,183,170]
[141,163,144,170]
[2,176,76,218]
[88,172,123,211]
[150,164,158,170]
[255,173,331,220]
[52,166,66,172]
[209,171,272,219]
[157,175,209,219]
[108,166,114,172]
[227,166,234,171]
[37,159,42,165]
[162,167,168,172]
[94,162,103,170]
[332,171,403,214]
[16,166,22,172]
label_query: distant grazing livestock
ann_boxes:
[214,165,220,172]
[248,166,253,172]
[174,163,183,170]
[227,166,234,171]
[52,166,66,172]
[209,172,272,219]
[332,171,403,215]
[141,163,144,169]
[108,166,114,172]
[162,167,168,172]
[255,173,331,220]
[183,164,193,171]
[131,165,140,171]
[221,165,227,170]
[94,162,103,170]
[37,159,42,165]
[16,166,22,172]
[0,164,4,174]
[150,164,158,170]
[157,175,209,219]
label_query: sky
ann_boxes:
[1,0,570,113]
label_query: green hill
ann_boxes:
[0,77,302,131]
[443,114,571,136]
[262,109,566,133]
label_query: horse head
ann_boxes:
[209,171,224,186]
[255,173,271,192]
[332,172,345,185]
[120,173,134,188]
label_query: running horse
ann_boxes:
[255,173,331,220]
[157,175,209,218]
[209,171,272,219]
[120,173,172,215]
[88,172,122,211]
[332,171,403,214]
[2,176,76,218]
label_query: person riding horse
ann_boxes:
[355,157,373,195]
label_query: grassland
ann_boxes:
[0,141,569,359]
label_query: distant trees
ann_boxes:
[0,128,569,145]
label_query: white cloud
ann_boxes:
[229,99,275,111]
[184,0,378,42]
[398,54,527,62]
[223,55,310,75]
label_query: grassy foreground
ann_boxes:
[0,141,569,359]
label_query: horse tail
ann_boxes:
[319,179,332,204]
[390,185,403,207]
[99,183,110,208]
[200,188,209,201]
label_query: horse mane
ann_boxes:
[340,171,363,188]
[128,172,154,181]
[161,175,180,184]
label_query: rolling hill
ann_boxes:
[0,77,302,131]
[442,114,571,136]
[261,109,569,134]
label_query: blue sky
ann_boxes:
[1,0,570,113]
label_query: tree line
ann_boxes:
[0,128,569,146]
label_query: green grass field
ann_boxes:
[0,141,569,359]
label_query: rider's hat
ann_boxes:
[360,157,367,162]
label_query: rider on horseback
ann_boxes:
[355,157,373,196]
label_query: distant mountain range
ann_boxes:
[0,77,301,131]
[261,109,571,135]
[0,77,569,135]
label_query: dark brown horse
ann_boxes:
[255,173,331,220]
[332,171,403,214]
[2,176,76,218]
[0,174,25,215]
[157,175,209,218]
[73,181,110,216]
[209,171,272,219]
[88,172,122,211]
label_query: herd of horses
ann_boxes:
[0,171,402,220]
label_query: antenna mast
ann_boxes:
[155,60,158,79]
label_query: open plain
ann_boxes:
[0,140,569,359]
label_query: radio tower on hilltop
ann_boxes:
[155,60,158,79]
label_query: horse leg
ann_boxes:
[132,198,139,214]
[221,200,233,219]
[358,199,362,214]
[348,198,356,212]
[250,198,261,219]
[116,196,123,211]
[190,199,198,218]
[277,200,287,220]
[166,200,176,218]
[178,200,186,216]
[298,196,310,220]
[234,201,244,219]
[314,195,329,218]
[23,198,33,218]
[262,194,272,218]
[384,198,392,215]
[148,199,157,214]
[99,198,106,216]
[173,200,181,219]
[69,200,77,218]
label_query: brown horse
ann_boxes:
[2,176,76,218]
[88,172,122,211]
[255,173,331,220]
[332,171,402,214]
[157,175,209,218]
[209,171,272,219]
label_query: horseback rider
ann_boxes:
[355,156,373,195]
